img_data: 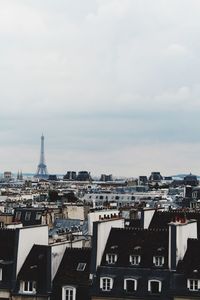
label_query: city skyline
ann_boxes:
[1,0,200,176]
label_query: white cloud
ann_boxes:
[0,0,200,174]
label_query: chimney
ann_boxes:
[168,218,197,270]
[141,208,164,229]
[90,218,124,278]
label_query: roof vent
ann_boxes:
[157,247,164,251]
[134,246,141,250]
[110,245,118,250]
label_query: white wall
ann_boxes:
[6,223,22,229]
[96,218,124,269]
[66,239,84,248]
[88,209,119,235]
[168,219,197,269]
[142,208,156,229]
[51,242,68,280]
[0,205,4,212]
[176,220,197,263]
[65,205,85,220]
[16,225,48,275]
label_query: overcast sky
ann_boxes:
[1,0,200,177]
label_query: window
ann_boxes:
[20,281,36,293]
[148,280,162,294]
[130,255,141,265]
[15,211,21,220]
[62,286,76,300]
[106,254,117,264]
[25,212,31,221]
[0,268,2,281]
[153,256,164,267]
[187,279,200,291]
[35,212,42,220]
[124,278,137,292]
[192,191,198,199]
[100,277,113,291]
[77,263,86,271]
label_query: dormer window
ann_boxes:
[130,255,141,265]
[106,254,117,264]
[20,281,36,294]
[25,212,31,221]
[35,212,42,220]
[187,279,200,291]
[153,256,164,267]
[15,211,21,221]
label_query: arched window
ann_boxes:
[124,278,137,292]
[148,280,162,294]
[62,286,76,300]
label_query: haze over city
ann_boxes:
[1,0,200,176]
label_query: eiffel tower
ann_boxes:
[35,134,48,178]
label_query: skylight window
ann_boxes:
[77,263,86,271]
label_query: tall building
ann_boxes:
[35,134,48,179]
[76,171,92,181]
[100,174,113,182]
[63,171,77,181]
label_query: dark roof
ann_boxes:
[16,244,51,295]
[184,174,198,181]
[13,208,45,226]
[0,229,17,290]
[101,227,169,268]
[124,219,142,228]
[49,219,88,236]
[14,207,45,211]
[149,210,200,238]
[52,248,91,300]
[0,229,16,261]
[177,239,200,277]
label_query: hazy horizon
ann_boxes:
[1,1,200,176]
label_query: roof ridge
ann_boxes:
[0,228,15,231]
[65,247,91,251]
[113,227,168,232]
